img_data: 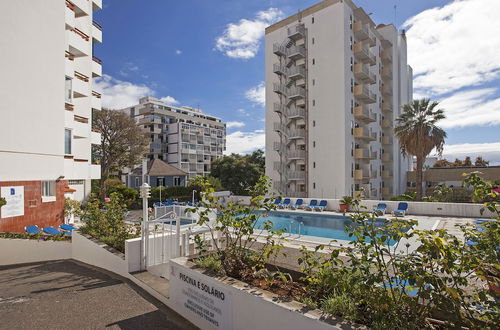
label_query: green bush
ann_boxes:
[149,186,199,205]
[0,197,6,208]
[79,192,140,252]
[389,191,416,201]
[107,185,140,209]
[0,232,70,241]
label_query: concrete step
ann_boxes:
[132,270,170,298]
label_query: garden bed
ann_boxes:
[0,232,70,241]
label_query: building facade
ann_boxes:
[121,97,226,179]
[125,159,188,189]
[265,0,412,199]
[0,0,102,232]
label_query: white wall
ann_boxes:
[0,239,71,265]
[0,0,65,181]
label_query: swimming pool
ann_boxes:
[253,211,404,245]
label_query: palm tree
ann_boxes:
[394,99,446,201]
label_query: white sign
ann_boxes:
[169,262,232,330]
[1,186,25,218]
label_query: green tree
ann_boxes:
[463,156,472,166]
[210,150,265,195]
[475,156,489,167]
[188,175,223,192]
[395,99,447,200]
[93,109,148,197]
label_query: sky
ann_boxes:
[94,0,500,164]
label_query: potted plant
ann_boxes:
[339,196,353,213]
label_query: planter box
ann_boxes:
[0,238,71,265]
[169,257,359,330]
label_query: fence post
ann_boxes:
[139,183,151,271]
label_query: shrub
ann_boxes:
[149,186,199,205]
[106,185,140,209]
[79,192,140,252]
[0,197,6,208]
[0,232,70,241]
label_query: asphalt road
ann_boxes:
[0,260,197,330]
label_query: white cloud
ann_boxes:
[225,130,265,154]
[94,74,154,109]
[160,96,180,105]
[438,142,500,165]
[404,0,500,96]
[175,49,182,55]
[245,82,265,106]
[439,88,500,128]
[94,74,180,109]
[226,121,246,129]
[215,8,284,59]
[237,108,250,117]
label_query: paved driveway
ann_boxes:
[0,260,196,330]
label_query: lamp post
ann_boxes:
[139,183,151,270]
[192,190,197,205]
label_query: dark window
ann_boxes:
[64,129,72,154]
[312,17,315,24]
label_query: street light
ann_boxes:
[192,190,197,205]
[139,183,151,270]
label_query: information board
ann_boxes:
[1,186,24,218]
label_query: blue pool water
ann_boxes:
[253,211,402,245]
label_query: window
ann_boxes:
[312,99,315,106]
[350,57,353,71]
[312,37,315,44]
[312,58,315,65]
[313,141,316,148]
[313,162,316,168]
[173,176,181,186]
[64,129,72,154]
[135,177,140,187]
[312,79,315,86]
[156,177,165,187]
[41,181,56,202]
[313,182,316,189]
[312,17,315,24]
[312,120,316,127]
[65,77,72,103]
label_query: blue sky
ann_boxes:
[94,0,500,163]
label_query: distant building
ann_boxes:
[265,0,412,200]
[120,97,226,179]
[407,166,500,189]
[0,0,103,232]
[125,159,188,189]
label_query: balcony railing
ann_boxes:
[92,56,102,64]
[287,24,305,40]
[353,21,369,40]
[287,171,306,180]
[273,63,287,76]
[382,84,393,96]
[354,85,376,103]
[66,1,75,11]
[92,20,102,31]
[382,136,392,145]
[273,103,285,114]
[382,170,393,179]
[382,153,393,162]
[287,149,306,159]
[273,83,287,96]
[92,91,101,98]
[72,28,89,41]
[354,105,376,123]
[65,51,75,61]
[382,67,392,79]
[74,71,89,82]
[287,86,306,99]
[273,43,287,57]
[287,45,306,59]
[288,66,306,79]
[354,127,376,141]
[354,148,375,160]
[354,169,370,181]
[285,107,306,119]
[287,128,306,139]
[382,119,392,128]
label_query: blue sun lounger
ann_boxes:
[304,200,318,211]
[392,202,408,216]
[273,198,281,206]
[313,200,327,211]
[374,203,387,215]
[290,199,303,210]
[25,225,40,234]
[42,227,63,235]
[278,198,291,209]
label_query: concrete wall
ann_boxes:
[0,239,71,266]
[170,257,345,330]
[229,195,496,218]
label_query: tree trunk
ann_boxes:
[415,156,424,201]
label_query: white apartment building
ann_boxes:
[265,0,412,200]
[121,97,226,179]
[0,0,102,232]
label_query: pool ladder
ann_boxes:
[289,221,304,237]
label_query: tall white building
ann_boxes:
[265,0,412,200]
[121,97,226,179]
[0,0,102,232]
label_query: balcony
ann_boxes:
[73,72,90,97]
[287,45,306,60]
[91,91,101,110]
[288,66,306,80]
[68,29,90,56]
[90,131,101,145]
[381,49,392,64]
[382,187,392,196]
[353,21,369,40]
[92,21,102,43]
[354,184,371,198]
[371,170,378,179]
[382,84,393,96]
[65,54,74,77]
[354,148,375,160]
[287,128,306,139]
[354,170,370,181]
[288,86,306,100]
[354,63,375,83]
[287,24,305,40]
[382,102,393,113]
[273,64,287,76]
[367,30,376,47]
[72,0,91,17]
[382,119,392,129]
[287,149,306,160]
[354,105,376,123]
[65,1,75,29]
[92,56,102,77]
[354,85,376,104]
[354,127,376,141]
[73,120,89,138]
[92,0,103,10]
[354,42,376,65]
[382,170,393,179]
[285,107,306,119]
[287,171,306,181]
[273,83,287,96]
[273,122,286,133]
[382,153,393,162]
[90,164,101,180]
[382,67,392,79]
[273,43,286,57]
[273,161,286,173]
[273,103,285,114]
[382,136,393,145]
